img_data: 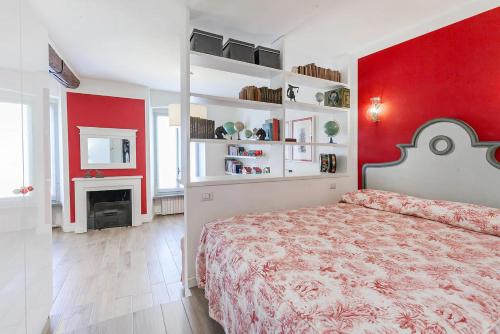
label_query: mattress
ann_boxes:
[196,190,500,333]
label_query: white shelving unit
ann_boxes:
[182,41,352,186]
[284,142,348,147]
[190,92,283,111]
[285,71,349,90]
[225,155,265,159]
[190,50,281,79]
[285,101,348,114]
[190,138,282,145]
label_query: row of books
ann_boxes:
[263,118,280,141]
[225,159,270,175]
[320,154,337,173]
[239,86,282,104]
[228,145,245,156]
[190,117,215,139]
[227,145,264,157]
[225,159,243,174]
[292,63,341,82]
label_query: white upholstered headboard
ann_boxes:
[363,118,500,208]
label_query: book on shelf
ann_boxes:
[225,160,270,175]
[227,146,264,157]
[292,63,341,82]
[320,154,337,173]
[324,87,350,108]
[263,118,280,141]
[227,145,245,156]
[272,118,280,141]
[190,117,215,139]
[225,159,243,174]
[239,86,282,104]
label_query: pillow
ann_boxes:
[340,189,408,214]
[341,189,500,237]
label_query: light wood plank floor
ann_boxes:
[48,288,224,334]
[50,214,219,333]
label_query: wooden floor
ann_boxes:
[48,288,224,334]
[49,214,223,333]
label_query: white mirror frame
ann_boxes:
[78,126,138,170]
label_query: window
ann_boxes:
[154,109,182,194]
[0,102,30,199]
[50,99,61,202]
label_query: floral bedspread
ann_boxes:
[196,191,500,333]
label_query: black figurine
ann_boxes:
[287,84,299,102]
[256,128,266,140]
[215,126,227,139]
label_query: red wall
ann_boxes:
[67,92,147,222]
[358,7,500,188]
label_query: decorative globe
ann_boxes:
[223,122,236,135]
[315,92,324,105]
[324,120,340,143]
[234,121,245,132]
[244,129,253,139]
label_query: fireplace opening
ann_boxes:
[87,189,132,230]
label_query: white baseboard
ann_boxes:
[142,213,153,223]
[61,223,75,233]
[187,276,197,288]
[61,214,152,232]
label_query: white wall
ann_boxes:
[150,89,180,108]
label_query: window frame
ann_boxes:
[49,98,62,203]
[153,108,183,195]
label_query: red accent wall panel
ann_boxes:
[358,7,500,188]
[67,92,147,222]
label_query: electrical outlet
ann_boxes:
[329,183,336,190]
[201,192,213,201]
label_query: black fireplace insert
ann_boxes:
[87,189,132,230]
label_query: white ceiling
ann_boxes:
[31,0,491,92]
[30,0,186,91]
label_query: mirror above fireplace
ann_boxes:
[78,126,137,169]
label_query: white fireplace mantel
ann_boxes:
[72,176,143,233]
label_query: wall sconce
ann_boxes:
[368,97,382,122]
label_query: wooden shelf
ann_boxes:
[285,100,349,113]
[190,93,283,111]
[190,51,282,79]
[224,155,265,159]
[190,138,282,145]
[285,71,348,90]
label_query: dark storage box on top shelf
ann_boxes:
[190,29,223,56]
[223,38,255,64]
[254,46,281,69]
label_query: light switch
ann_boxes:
[201,192,213,201]
[329,183,336,190]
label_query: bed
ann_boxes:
[196,119,500,333]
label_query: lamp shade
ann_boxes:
[168,103,207,127]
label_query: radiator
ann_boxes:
[154,195,184,215]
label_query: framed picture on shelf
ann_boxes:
[292,117,314,162]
